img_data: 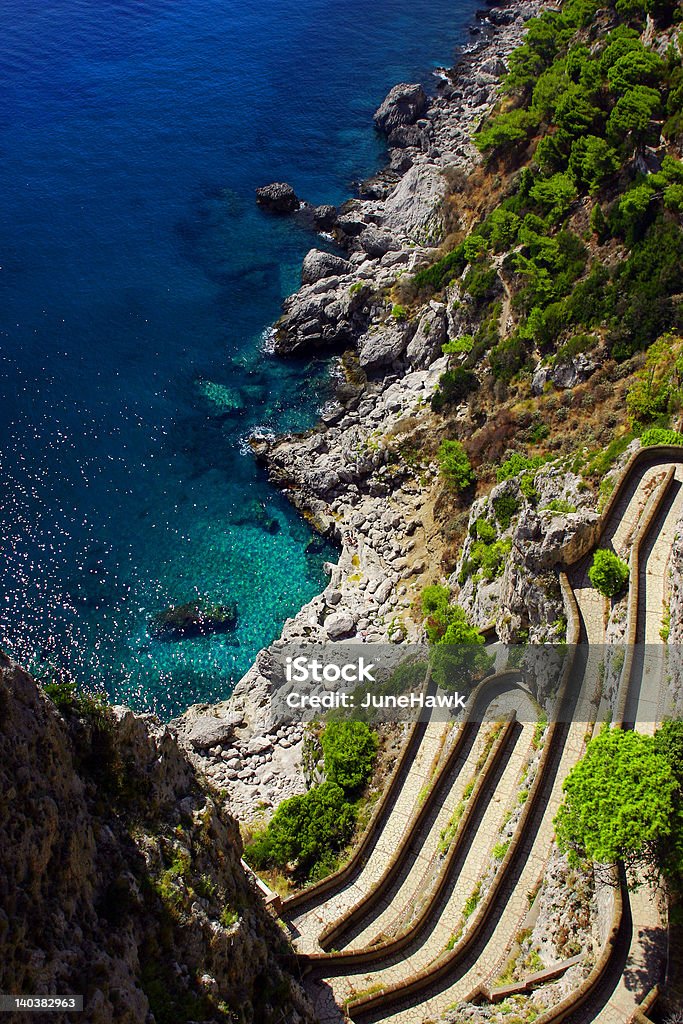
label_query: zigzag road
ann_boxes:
[279,447,681,1023]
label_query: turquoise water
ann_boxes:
[0,0,482,718]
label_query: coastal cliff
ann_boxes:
[177,0,553,817]
[0,652,313,1024]
[176,0,683,823]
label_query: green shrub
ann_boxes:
[529,172,578,222]
[519,474,540,505]
[626,334,683,424]
[437,440,476,491]
[496,452,545,483]
[474,108,539,154]
[568,136,620,192]
[640,428,683,447]
[431,368,479,411]
[541,499,577,513]
[588,549,630,597]
[462,262,499,305]
[492,494,521,529]
[412,244,467,293]
[480,539,513,581]
[472,517,497,543]
[442,334,475,355]
[244,782,356,880]
[555,724,676,869]
[321,720,378,792]
[585,433,634,477]
[421,586,482,644]
[489,334,529,382]
[607,85,661,143]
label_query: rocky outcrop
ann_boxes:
[301,248,350,285]
[532,352,599,395]
[148,599,237,640]
[255,181,300,213]
[358,317,417,372]
[453,466,598,642]
[406,301,448,369]
[0,652,313,1024]
[374,83,428,135]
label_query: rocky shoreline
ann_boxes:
[175,0,550,820]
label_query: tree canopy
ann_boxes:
[555,725,677,870]
[321,720,378,792]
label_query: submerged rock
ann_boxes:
[255,181,300,213]
[149,600,238,640]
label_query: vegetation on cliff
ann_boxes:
[556,721,683,887]
[396,0,683,576]
[244,719,379,883]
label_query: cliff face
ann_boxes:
[0,653,313,1024]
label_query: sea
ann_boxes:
[0,0,483,718]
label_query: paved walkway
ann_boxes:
[311,710,544,1016]
[291,454,682,1024]
[286,720,450,953]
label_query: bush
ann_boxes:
[321,720,378,792]
[640,428,683,447]
[244,782,356,879]
[626,334,683,424]
[474,108,540,154]
[588,549,629,597]
[421,590,491,690]
[607,85,661,143]
[541,498,577,513]
[496,452,545,482]
[492,494,521,529]
[568,136,620,192]
[412,245,467,293]
[489,334,529,382]
[431,368,479,411]
[442,334,475,355]
[462,262,499,305]
[421,586,486,645]
[555,725,676,869]
[472,517,497,543]
[437,440,476,491]
[529,172,578,222]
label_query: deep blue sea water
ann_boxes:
[0,0,482,718]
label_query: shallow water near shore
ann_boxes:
[0,0,484,718]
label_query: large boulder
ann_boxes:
[374,83,428,136]
[381,162,448,244]
[406,302,448,368]
[186,713,242,751]
[325,611,356,640]
[301,248,350,285]
[255,182,300,213]
[273,277,371,355]
[359,226,398,259]
[312,204,338,231]
[358,318,416,372]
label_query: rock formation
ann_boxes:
[0,653,313,1024]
